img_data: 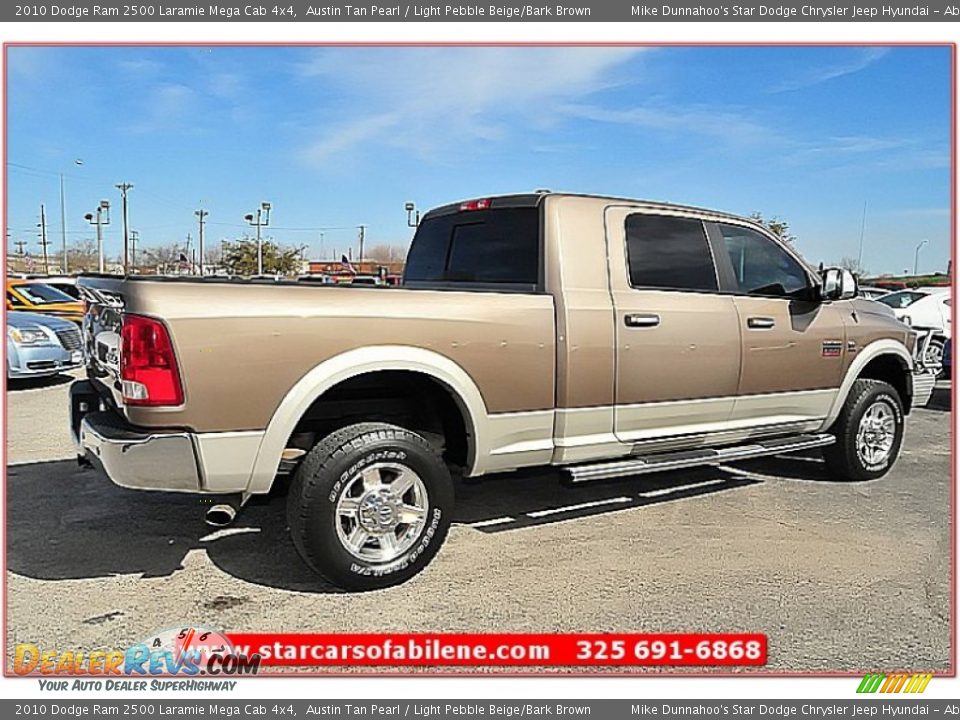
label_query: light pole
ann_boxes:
[405,201,420,228]
[59,159,83,274]
[914,239,928,276]
[244,201,271,275]
[84,200,111,273]
[116,182,133,275]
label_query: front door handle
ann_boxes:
[625,313,661,328]
[747,317,776,329]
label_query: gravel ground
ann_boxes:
[5,372,952,673]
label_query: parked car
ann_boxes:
[7,311,84,379]
[6,279,84,323]
[72,192,922,590]
[858,286,890,301]
[876,287,951,369]
[23,274,82,300]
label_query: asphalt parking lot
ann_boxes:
[5,370,953,673]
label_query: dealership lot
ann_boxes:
[5,370,952,672]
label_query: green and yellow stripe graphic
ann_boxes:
[857,673,933,694]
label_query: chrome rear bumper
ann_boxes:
[70,380,202,492]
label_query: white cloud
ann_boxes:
[297,47,645,163]
[127,83,198,134]
[771,48,890,93]
[560,102,778,145]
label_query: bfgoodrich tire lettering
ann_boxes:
[823,379,904,481]
[287,422,454,591]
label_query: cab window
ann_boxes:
[624,214,718,292]
[719,224,810,298]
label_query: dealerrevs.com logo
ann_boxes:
[14,626,261,677]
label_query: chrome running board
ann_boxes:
[566,433,835,483]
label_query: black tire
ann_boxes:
[823,379,904,481]
[286,422,454,591]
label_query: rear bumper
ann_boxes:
[70,380,202,492]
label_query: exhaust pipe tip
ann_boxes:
[205,504,237,527]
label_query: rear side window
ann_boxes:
[625,214,718,292]
[404,208,540,290]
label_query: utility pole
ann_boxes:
[84,200,111,273]
[244,202,272,276]
[14,238,26,271]
[130,230,139,274]
[38,204,50,274]
[116,182,133,274]
[195,208,208,276]
[358,225,366,262]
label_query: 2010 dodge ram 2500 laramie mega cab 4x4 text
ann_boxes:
[71,192,924,590]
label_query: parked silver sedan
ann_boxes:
[7,311,84,379]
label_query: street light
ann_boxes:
[83,200,111,273]
[405,201,420,228]
[914,239,928,276]
[59,158,83,274]
[244,201,272,275]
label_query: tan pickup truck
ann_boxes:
[71,192,925,590]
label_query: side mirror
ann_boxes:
[820,267,857,301]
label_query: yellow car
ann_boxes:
[6,279,84,324]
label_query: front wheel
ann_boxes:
[823,379,904,481]
[286,422,454,591]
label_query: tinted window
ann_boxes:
[13,282,75,304]
[624,214,717,292]
[7,292,25,307]
[719,224,809,297]
[877,291,926,309]
[404,207,539,288]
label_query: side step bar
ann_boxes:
[566,433,836,484]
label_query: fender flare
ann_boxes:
[819,339,913,431]
[246,346,487,492]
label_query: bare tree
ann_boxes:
[749,212,797,244]
[366,244,408,262]
[839,256,868,277]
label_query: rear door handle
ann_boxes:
[747,317,776,329]
[625,313,661,328]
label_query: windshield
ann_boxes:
[876,291,927,309]
[12,282,76,305]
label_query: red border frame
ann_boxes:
[1,41,955,680]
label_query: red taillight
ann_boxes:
[459,198,491,211]
[120,314,184,406]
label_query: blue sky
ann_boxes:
[6,45,952,275]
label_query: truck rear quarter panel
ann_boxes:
[122,283,556,433]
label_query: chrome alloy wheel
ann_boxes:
[334,462,429,563]
[856,400,897,467]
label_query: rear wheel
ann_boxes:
[823,379,904,481]
[286,422,454,590]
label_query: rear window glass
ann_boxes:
[11,283,75,304]
[877,291,926,309]
[404,207,540,290]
